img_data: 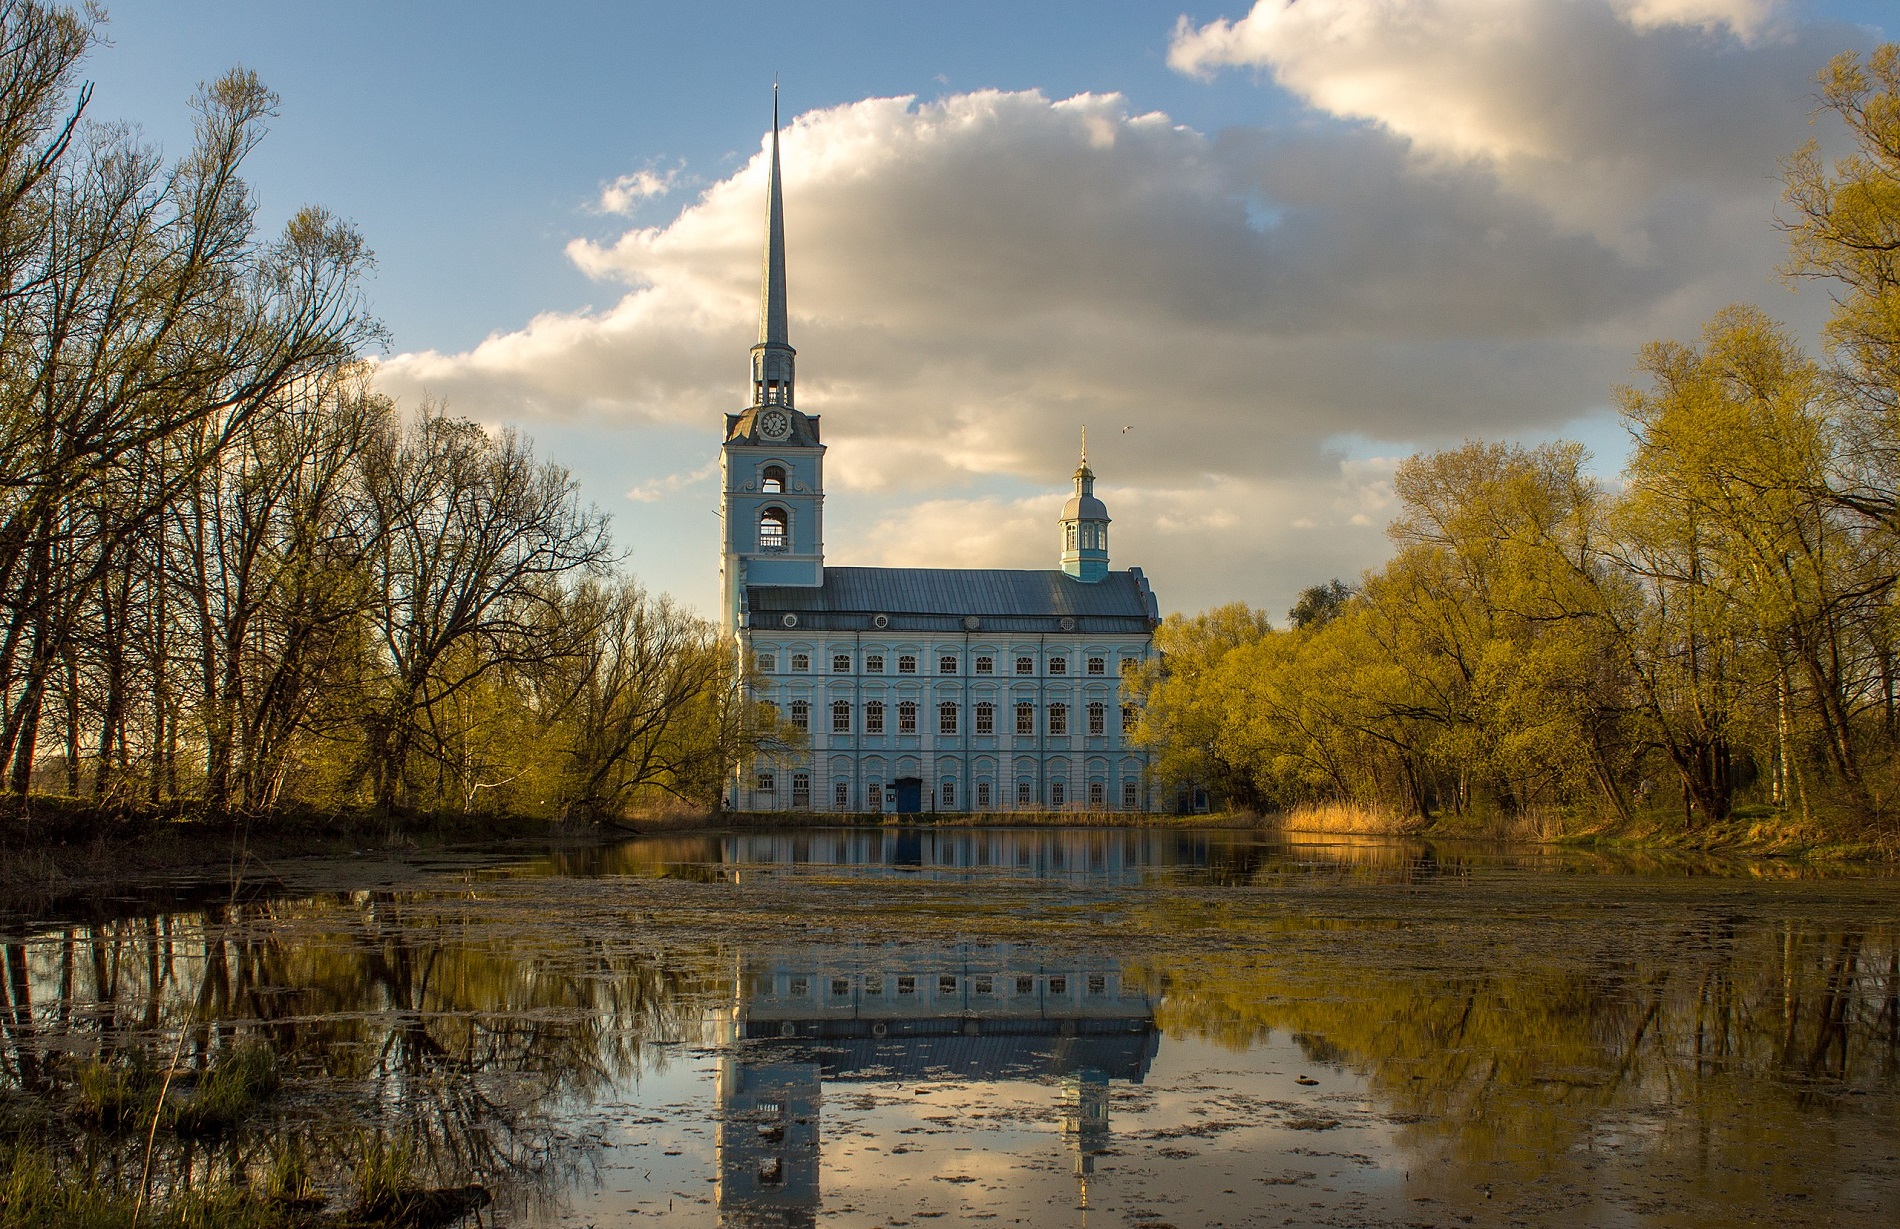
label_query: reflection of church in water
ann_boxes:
[713,943,1158,1227]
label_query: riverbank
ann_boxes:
[1274,798,1899,862]
[6,796,1892,925]
[0,800,1282,922]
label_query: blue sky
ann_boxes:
[86,1,1895,618]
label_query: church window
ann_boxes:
[832,700,851,733]
[897,976,917,996]
[1017,781,1033,807]
[1088,656,1106,675]
[898,701,918,734]
[1015,655,1034,675]
[757,771,776,795]
[865,701,885,735]
[756,652,777,673]
[832,653,851,672]
[1121,704,1136,735]
[1014,703,1034,735]
[939,654,957,674]
[762,465,785,493]
[790,653,810,672]
[867,783,883,809]
[939,974,957,994]
[834,781,850,810]
[757,699,779,721]
[832,977,850,996]
[789,700,809,731]
[758,507,787,551]
[1050,781,1066,807]
[941,780,956,808]
[1088,973,1106,995]
[792,772,810,808]
[866,653,885,674]
[790,976,808,996]
[977,781,992,808]
[974,702,995,734]
[1048,703,1068,735]
[1065,524,1077,550]
[1089,781,1105,807]
[975,655,994,674]
[975,975,993,995]
[939,702,958,735]
[1120,656,1139,675]
[1050,974,1067,994]
[1049,656,1067,675]
[865,973,883,994]
[1016,975,1035,995]
[1122,780,1139,810]
[898,654,917,674]
[1088,702,1106,736]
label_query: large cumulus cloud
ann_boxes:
[376,0,1866,616]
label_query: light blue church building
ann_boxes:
[721,110,1162,814]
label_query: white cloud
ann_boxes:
[1167,0,1826,241]
[626,460,717,502]
[596,164,684,214]
[375,5,1863,616]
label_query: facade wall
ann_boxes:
[736,628,1157,813]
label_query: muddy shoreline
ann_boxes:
[3,798,1890,929]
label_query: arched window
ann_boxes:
[759,507,788,551]
[832,700,851,733]
[1048,703,1069,735]
[898,701,918,734]
[762,465,786,493]
[789,700,809,731]
[974,702,995,734]
[864,701,885,735]
[1065,524,1077,550]
[1088,702,1106,736]
[939,702,958,735]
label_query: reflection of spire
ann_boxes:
[1061,1069,1111,1207]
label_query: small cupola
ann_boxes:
[1060,429,1111,583]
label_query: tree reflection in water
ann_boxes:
[1142,913,1899,1215]
[1,832,1896,1226]
[0,892,725,1221]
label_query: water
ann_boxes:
[3,827,1896,1227]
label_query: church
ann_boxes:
[721,105,1162,814]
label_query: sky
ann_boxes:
[85,0,1894,619]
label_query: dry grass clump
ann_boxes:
[1281,801,1429,836]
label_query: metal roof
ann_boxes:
[747,567,1159,634]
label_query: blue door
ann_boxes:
[893,777,923,814]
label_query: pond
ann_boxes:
[2,827,1896,1227]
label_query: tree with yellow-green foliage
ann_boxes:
[1133,45,1900,845]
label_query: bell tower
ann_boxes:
[1060,429,1111,583]
[721,90,824,633]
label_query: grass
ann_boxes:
[1280,800,1429,836]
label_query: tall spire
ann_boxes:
[759,85,789,347]
[750,86,796,407]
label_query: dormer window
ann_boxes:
[759,508,788,551]
[762,465,785,494]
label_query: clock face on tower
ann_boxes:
[758,408,792,441]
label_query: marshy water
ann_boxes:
[3,827,1897,1227]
